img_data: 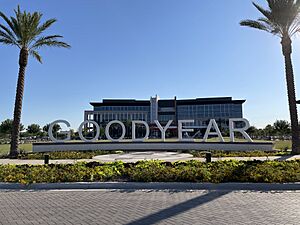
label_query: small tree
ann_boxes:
[26,124,41,135]
[43,123,61,135]
[0,119,24,136]
[264,124,275,139]
[247,126,258,138]
[274,120,291,137]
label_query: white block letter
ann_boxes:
[229,118,253,142]
[105,120,126,142]
[48,120,71,143]
[154,120,173,141]
[78,120,100,142]
[203,119,224,142]
[132,120,150,142]
[178,120,194,141]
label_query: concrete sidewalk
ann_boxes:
[92,152,300,163]
[1,182,299,191]
[0,158,96,165]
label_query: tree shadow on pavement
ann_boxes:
[275,155,296,161]
[125,190,231,225]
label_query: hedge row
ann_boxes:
[0,150,122,160]
[0,160,299,184]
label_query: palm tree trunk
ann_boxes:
[9,48,28,158]
[281,36,300,154]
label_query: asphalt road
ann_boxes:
[0,189,299,225]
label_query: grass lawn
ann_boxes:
[0,144,32,155]
[273,140,291,150]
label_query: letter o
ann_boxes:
[78,120,100,142]
[105,120,126,142]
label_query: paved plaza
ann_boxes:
[92,151,300,163]
[0,152,299,165]
[0,188,299,225]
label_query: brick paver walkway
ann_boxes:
[0,189,299,224]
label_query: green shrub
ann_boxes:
[206,160,245,183]
[0,160,299,184]
[243,161,300,183]
[17,150,122,160]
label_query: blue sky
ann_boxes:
[1,0,300,129]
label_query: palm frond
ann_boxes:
[253,2,272,20]
[258,17,282,35]
[0,23,20,48]
[35,19,56,36]
[240,20,270,32]
[0,11,18,36]
[0,30,18,46]
[0,24,16,39]
[0,37,16,46]
[9,17,22,40]
[28,12,42,39]
[29,35,62,49]
[290,14,300,35]
[30,34,70,49]
[29,50,42,63]
[0,5,70,60]
[31,39,70,49]
[241,0,300,37]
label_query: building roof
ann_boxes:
[177,97,245,105]
[90,97,246,107]
[90,99,150,107]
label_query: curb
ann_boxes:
[0,182,299,191]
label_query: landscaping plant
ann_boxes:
[241,0,300,154]
[0,160,299,184]
[0,6,70,157]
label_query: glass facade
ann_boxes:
[85,97,244,129]
[177,103,242,127]
[92,111,150,125]
[158,114,176,122]
[94,106,150,112]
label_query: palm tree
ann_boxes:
[240,0,300,154]
[0,6,70,157]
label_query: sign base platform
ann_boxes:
[32,141,274,152]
